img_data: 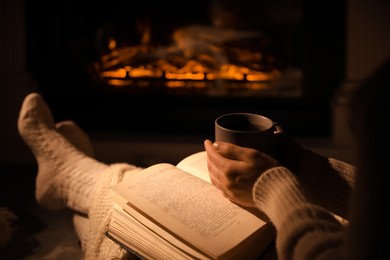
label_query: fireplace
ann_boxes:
[25,0,345,137]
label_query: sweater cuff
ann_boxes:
[252,166,307,226]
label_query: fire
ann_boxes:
[98,25,282,93]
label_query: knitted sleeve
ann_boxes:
[253,167,345,260]
[297,150,356,220]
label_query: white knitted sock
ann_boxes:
[18,93,108,214]
[73,214,89,251]
[56,120,94,158]
[55,120,95,251]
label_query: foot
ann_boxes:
[18,93,107,212]
[56,120,94,157]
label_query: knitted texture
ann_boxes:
[84,163,143,260]
[252,166,307,225]
[17,93,109,213]
[298,150,356,220]
[56,120,94,157]
[253,166,344,260]
[73,214,89,251]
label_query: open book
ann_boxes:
[107,151,275,260]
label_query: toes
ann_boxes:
[18,93,56,133]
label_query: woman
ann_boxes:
[204,58,389,259]
[17,58,389,259]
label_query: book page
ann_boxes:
[113,163,267,258]
[109,203,206,259]
[111,196,210,259]
[176,151,210,183]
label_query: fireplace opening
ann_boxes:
[26,0,345,137]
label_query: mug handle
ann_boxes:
[273,122,284,134]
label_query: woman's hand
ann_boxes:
[204,139,280,208]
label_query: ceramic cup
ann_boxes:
[215,112,277,154]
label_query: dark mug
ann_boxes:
[215,113,277,154]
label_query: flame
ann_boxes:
[108,38,117,50]
[99,25,282,92]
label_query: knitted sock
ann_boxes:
[18,93,108,214]
[73,213,89,251]
[55,120,95,251]
[56,120,94,158]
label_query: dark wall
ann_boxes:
[25,0,345,137]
